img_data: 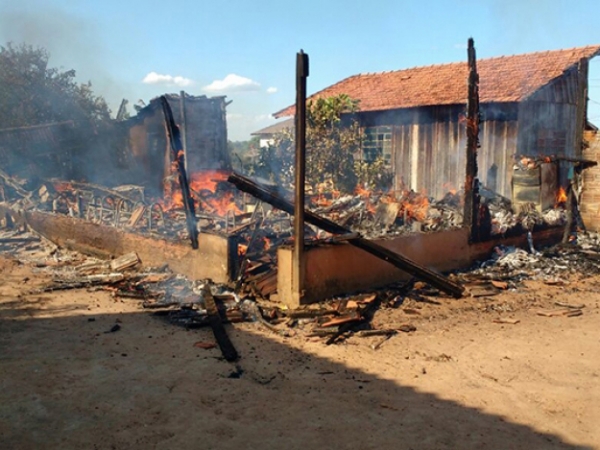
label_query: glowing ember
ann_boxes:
[556,186,568,204]
[442,182,457,195]
[53,181,75,193]
[263,237,272,251]
[355,185,371,197]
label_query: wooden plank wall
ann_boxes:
[390,116,518,198]
[516,67,582,188]
[368,66,584,201]
[125,94,230,195]
[517,67,580,159]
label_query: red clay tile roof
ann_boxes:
[274,45,600,118]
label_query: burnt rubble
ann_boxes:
[463,231,600,283]
[3,223,598,354]
[0,165,574,301]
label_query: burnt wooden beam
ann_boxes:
[294,50,309,303]
[463,37,481,243]
[160,96,199,249]
[574,58,589,157]
[228,173,465,298]
[179,90,188,158]
[202,285,239,362]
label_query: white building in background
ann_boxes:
[251,118,294,148]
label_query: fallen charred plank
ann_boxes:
[228,173,464,298]
[284,308,338,319]
[202,285,239,362]
[110,252,140,271]
[37,273,126,293]
[0,236,40,244]
[354,329,398,337]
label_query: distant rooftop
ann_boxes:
[251,118,294,136]
[274,45,600,117]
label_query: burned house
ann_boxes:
[3,46,600,312]
[274,45,600,202]
[124,92,230,195]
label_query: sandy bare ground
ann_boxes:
[1,245,599,450]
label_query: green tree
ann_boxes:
[0,42,111,128]
[257,94,363,193]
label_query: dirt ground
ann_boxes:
[1,243,599,450]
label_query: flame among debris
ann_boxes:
[556,186,568,205]
[353,184,431,222]
[162,170,241,216]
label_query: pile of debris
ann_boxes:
[462,232,600,284]
[3,214,598,362]
[0,162,568,242]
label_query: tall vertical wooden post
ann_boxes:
[463,38,481,242]
[293,50,309,304]
[179,90,188,170]
[160,96,198,249]
[574,58,588,159]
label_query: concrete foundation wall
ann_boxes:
[1,206,232,283]
[278,227,563,307]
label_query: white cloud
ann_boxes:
[253,114,272,122]
[203,74,260,93]
[266,86,278,94]
[142,72,193,87]
[226,113,272,123]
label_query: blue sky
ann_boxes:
[2,0,600,140]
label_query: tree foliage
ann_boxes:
[252,94,363,193]
[0,42,111,128]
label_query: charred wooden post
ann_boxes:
[294,50,309,304]
[179,90,188,166]
[159,96,199,249]
[562,162,590,243]
[574,58,589,159]
[463,38,482,242]
[228,173,464,298]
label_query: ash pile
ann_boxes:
[462,231,600,285]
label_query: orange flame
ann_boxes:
[263,237,272,251]
[401,195,430,222]
[355,185,371,197]
[442,182,457,195]
[53,181,75,193]
[162,170,241,216]
[556,186,568,204]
